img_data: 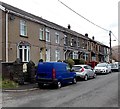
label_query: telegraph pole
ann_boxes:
[109,31,112,63]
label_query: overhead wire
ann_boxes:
[111,32,120,44]
[58,0,110,32]
[58,0,119,44]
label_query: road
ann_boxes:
[2,72,118,107]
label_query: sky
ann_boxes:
[1,0,119,47]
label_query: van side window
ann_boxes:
[66,65,71,72]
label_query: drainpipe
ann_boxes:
[5,10,9,62]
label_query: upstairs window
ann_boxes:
[20,20,27,36]
[46,29,50,42]
[55,33,59,44]
[71,38,74,46]
[39,28,44,40]
[64,35,67,45]
[77,41,80,47]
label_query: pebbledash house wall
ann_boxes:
[45,27,64,62]
[0,2,110,67]
[8,15,46,64]
[1,10,46,65]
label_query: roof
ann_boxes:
[0,1,109,46]
[1,1,87,40]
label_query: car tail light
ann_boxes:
[52,68,56,79]
[81,68,84,72]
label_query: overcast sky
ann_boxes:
[1,0,119,46]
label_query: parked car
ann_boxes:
[72,65,96,81]
[36,62,77,89]
[110,62,120,72]
[94,63,111,74]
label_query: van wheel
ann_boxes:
[57,81,61,89]
[38,83,44,89]
[72,77,77,84]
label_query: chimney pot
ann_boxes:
[92,36,95,40]
[68,24,71,29]
[85,33,88,37]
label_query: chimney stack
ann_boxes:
[85,33,88,37]
[92,36,95,40]
[68,24,71,29]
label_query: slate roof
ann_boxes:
[1,1,87,40]
[0,1,109,47]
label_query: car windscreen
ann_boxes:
[97,63,107,67]
[73,66,82,71]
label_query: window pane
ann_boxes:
[28,49,30,61]
[40,29,44,40]
[46,31,50,42]
[24,49,27,61]
[18,45,30,62]
[19,49,22,62]
[20,20,27,36]
[56,34,59,44]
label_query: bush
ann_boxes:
[57,60,62,62]
[67,58,75,69]
[73,59,80,65]
[73,59,85,65]
[79,58,85,64]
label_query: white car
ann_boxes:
[94,63,111,74]
[72,65,96,81]
[110,62,120,72]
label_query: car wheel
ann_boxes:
[106,70,108,74]
[93,73,96,78]
[84,75,88,81]
[57,81,62,89]
[72,77,77,84]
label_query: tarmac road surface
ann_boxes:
[2,72,119,107]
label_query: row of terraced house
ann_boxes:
[0,2,110,67]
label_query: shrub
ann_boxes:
[67,58,75,69]
[79,58,85,64]
[73,59,80,65]
[57,60,62,62]
[73,59,85,65]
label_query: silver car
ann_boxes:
[72,65,96,81]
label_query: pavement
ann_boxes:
[2,82,39,92]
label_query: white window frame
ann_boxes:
[64,35,67,45]
[55,33,59,44]
[18,45,30,62]
[46,48,50,62]
[39,28,44,40]
[71,38,74,46]
[40,50,43,59]
[55,49,60,61]
[20,20,27,36]
[46,29,50,42]
[73,51,78,59]
[78,41,80,47]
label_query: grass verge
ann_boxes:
[2,79,18,89]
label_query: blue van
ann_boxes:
[36,62,77,88]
